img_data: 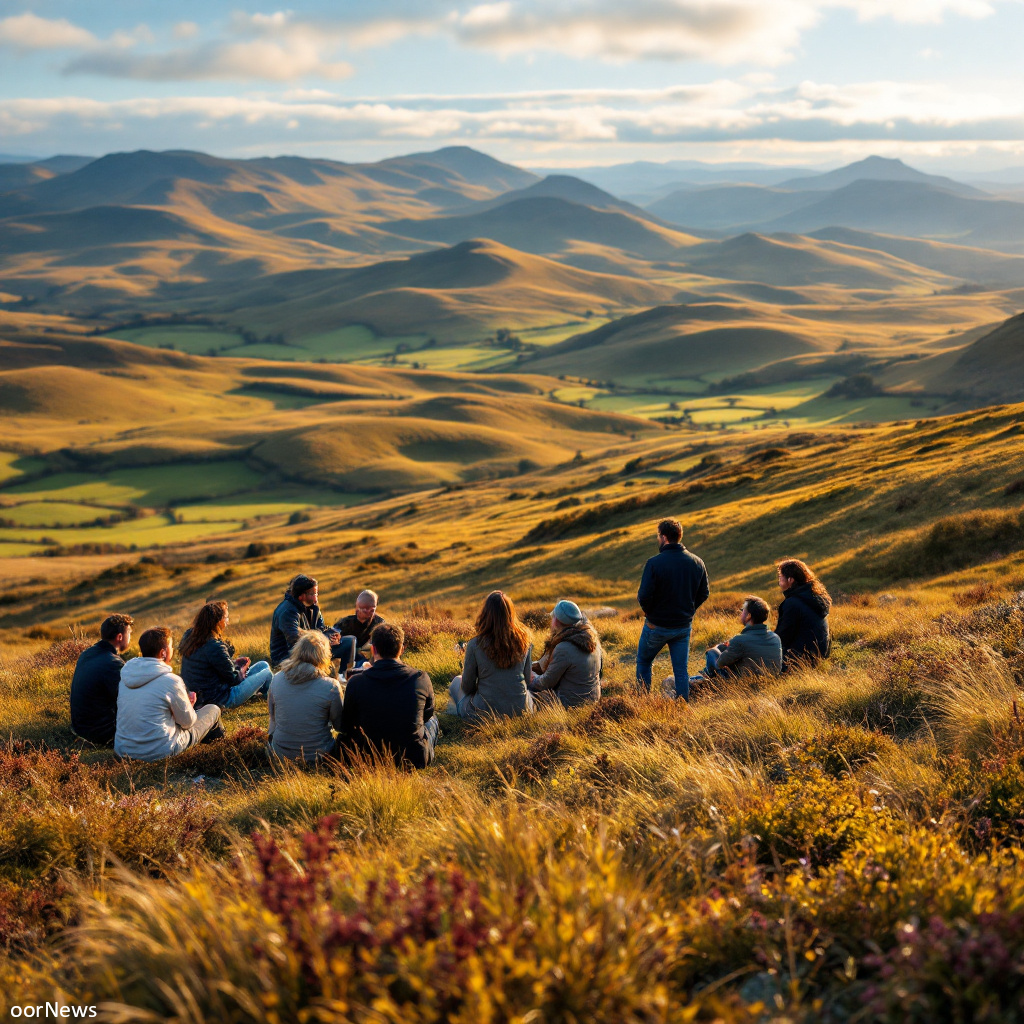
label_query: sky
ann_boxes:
[1,0,1023,171]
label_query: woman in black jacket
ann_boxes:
[775,559,831,670]
[180,601,272,708]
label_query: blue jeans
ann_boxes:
[423,715,440,756]
[635,622,692,700]
[705,648,720,678]
[222,661,273,709]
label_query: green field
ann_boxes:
[0,514,245,549]
[0,452,47,484]
[2,461,264,508]
[0,500,113,527]
[109,325,243,354]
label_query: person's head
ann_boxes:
[355,589,379,624]
[289,574,318,607]
[280,629,333,679]
[776,558,832,606]
[100,613,134,653]
[179,601,228,659]
[370,621,404,661]
[474,590,531,670]
[741,595,770,626]
[138,626,173,664]
[657,518,682,548]
[550,599,583,631]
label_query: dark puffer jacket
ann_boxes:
[270,592,329,666]
[776,583,831,669]
[180,637,240,707]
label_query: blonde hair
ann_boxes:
[280,629,333,678]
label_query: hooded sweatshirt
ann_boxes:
[114,657,197,761]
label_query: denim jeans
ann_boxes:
[423,715,440,756]
[704,647,721,678]
[635,622,692,699]
[222,660,273,709]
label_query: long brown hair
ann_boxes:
[179,601,228,658]
[776,559,832,609]
[474,590,531,669]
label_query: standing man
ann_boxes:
[333,589,385,674]
[70,613,134,747]
[635,518,710,700]
[269,574,342,667]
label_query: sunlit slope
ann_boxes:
[0,327,656,498]
[14,397,1024,628]
[186,239,677,338]
[521,302,826,383]
[881,310,1024,403]
[680,232,953,290]
[384,197,698,259]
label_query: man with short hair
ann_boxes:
[635,517,710,700]
[333,589,385,674]
[70,613,134,746]
[700,596,782,682]
[338,622,439,769]
[269,574,342,667]
[114,627,223,761]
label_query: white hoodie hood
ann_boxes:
[115,658,196,761]
[120,656,173,689]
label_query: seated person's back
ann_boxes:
[340,623,437,769]
[115,627,222,761]
[711,596,782,678]
[529,600,602,707]
[70,613,133,746]
[268,630,344,762]
[775,559,832,669]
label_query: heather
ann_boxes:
[1,586,1023,1022]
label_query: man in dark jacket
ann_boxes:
[635,518,710,699]
[70,613,134,746]
[333,588,385,673]
[269,575,342,667]
[339,622,439,769]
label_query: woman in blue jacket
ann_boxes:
[180,601,272,709]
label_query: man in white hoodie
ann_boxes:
[115,626,223,761]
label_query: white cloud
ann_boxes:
[4,78,1022,153]
[173,22,200,41]
[0,12,96,51]
[64,12,353,81]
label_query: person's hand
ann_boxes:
[239,665,249,680]
[188,691,197,706]
[327,629,341,643]
[235,656,250,669]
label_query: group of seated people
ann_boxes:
[67,579,606,768]
[67,535,831,767]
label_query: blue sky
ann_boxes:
[1,0,1023,169]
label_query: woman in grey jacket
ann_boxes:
[529,600,602,708]
[449,591,534,720]
[268,630,344,762]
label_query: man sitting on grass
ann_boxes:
[269,574,342,667]
[693,595,782,687]
[114,626,224,761]
[339,622,439,769]
[70,613,134,747]
[333,589,385,675]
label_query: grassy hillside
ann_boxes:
[2,400,1024,1019]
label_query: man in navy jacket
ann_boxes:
[269,574,342,667]
[70,613,134,745]
[635,518,710,700]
